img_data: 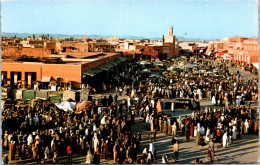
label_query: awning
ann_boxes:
[83,70,96,77]
[118,57,126,62]
[252,63,259,70]
[83,57,126,76]
[100,63,113,71]
[41,76,51,82]
[83,67,103,77]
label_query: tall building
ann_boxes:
[163,26,176,58]
[164,26,175,43]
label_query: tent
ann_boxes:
[23,90,36,100]
[36,90,49,100]
[76,101,93,112]
[55,101,76,112]
[63,90,76,101]
[76,90,90,101]
[49,91,63,102]
[16,89,25,100]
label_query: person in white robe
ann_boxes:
[198,89,202,100]
[27,134,33,146]
[146,115,150,123]
[162,155,168,163]
[131,89,135,98]
[35,135,40,146]
[194,126,198,137]
[93,134,99,153]
[180,90,183,98]
[200,126,205,135]
[85,151,93,164]
[85,128,89,136]
[150,116,154,132]
[101,116,107,125]
[93,124,97,132]
[171,102,174,111]
[222,132,228,148]
[205,127,210,142]
[151,100,155,108]
[244,119,249,134]
[172,122,177,137]
[212,96,216,105]
[8,134,13,145]
[44,146,50,160]
[191,111,195,118]
[149,142,155,156]
[177,116,182,130]
[197,123,201,134]
[232,126,237,139]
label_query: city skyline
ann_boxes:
[1,0,258,40]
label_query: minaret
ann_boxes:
[168,26,173,36]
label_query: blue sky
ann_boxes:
[1,0,258,39]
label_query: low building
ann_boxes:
[1,53,124,89]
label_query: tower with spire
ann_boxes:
[165,26,175,43]
[163,26,176,58]
[168,26,173,36]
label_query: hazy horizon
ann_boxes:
[1,0,258,40]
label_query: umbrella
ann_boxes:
[55,101,76,112]
[76,101,93,112]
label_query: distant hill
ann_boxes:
[1,32,209,41]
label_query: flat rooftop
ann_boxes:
[1,53,120,65]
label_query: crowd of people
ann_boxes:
[2,55,259,164]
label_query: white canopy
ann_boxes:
[55,101,76,112]
[252,63,259,70]
[142,68,151,73]
[153,61,164,66]
[139,61,151,65]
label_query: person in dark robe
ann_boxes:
[102,96,108,107]
[185,123,190,142]
[198,136,206,150]
[93,150,100,164]
[21,142,26,160]
[102,140,108,160]
[108,94,113,107]
[136,132,141,152]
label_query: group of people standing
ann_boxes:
[2,55,259,164]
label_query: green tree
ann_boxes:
[33,34,35,39]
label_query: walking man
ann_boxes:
[173,141,179,160]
